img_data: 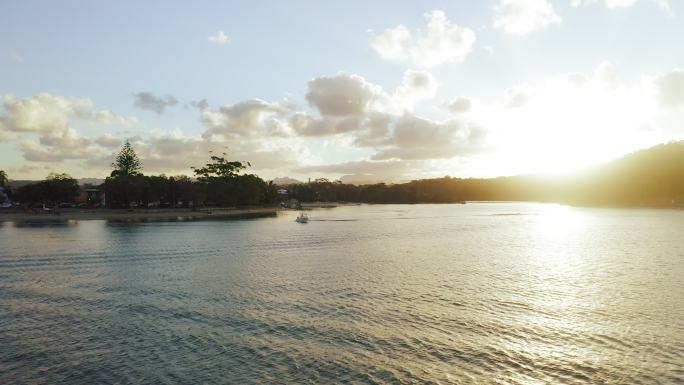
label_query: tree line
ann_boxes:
[277,141,684,207]
[3,140,684,208]
[101,142,283,208]
[4,142,279,208]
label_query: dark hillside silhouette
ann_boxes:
[7,141,684,208]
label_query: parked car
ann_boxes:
[58,202,75,208]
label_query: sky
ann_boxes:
[2,0,684,183]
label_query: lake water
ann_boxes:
[1,203,683,384]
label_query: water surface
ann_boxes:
[1,203,683,384]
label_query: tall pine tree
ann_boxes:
[111,141,142,177]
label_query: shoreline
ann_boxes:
[0,207,280,222]
[2,201,682,223]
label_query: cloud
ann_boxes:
[208,30,231,45]
[290,114,360,137]
[653,69,684,107]
[188,99,209,110]
[20,128,101,162]
[14,63,682,181]
[296,159,410,174]
[464,61,680,175]
[370,10,476,68]
[571,0,669,9]
[392,70,439,112]
[371,115,486,161]
[201,99,291,139]
[447,97,473,113]
[305,72,384,117]
[351,112,393,147]
[289,111,392,142]
[132,92,179,114]
[295,159,414,184]
[289,70,481,163]
[0,93,135,141]
[95,133,122,148]
[82,127,308,178]
[294,71,439,138]
[0,93,137,164]
[493,0,561,36]
[142,133,303,174]
[502,86,531,108]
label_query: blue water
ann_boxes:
[1,203,683,384]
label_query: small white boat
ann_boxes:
[295,213,309,223]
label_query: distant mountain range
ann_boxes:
[271,177,303,185]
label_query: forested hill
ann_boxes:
[287,141,684,207]
[556,141,684,206]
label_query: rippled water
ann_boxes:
[1,203,683,384]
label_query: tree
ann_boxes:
[104,141,144,208]
[44,173,79,204]
[0,170,8,187]
[111,141,142,177]
[14,173,79,206]
[191,153,270,207]
[192,152,249,181]
[0,170,9,203]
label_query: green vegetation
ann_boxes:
[111,141,143,177]
[13,173,79,206]
[102,145,274,208]
[0,170,8,188]
[0,170,11,203]
[284,142,684,207]
[5,141,684,209]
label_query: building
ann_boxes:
[75,188,105,207]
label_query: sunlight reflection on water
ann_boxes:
[1,203,683,384]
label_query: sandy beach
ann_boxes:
[0,207,280,222]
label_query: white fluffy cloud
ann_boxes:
[0,93,137,163]
[371,115,486,161]
[493,0,562,36]
[201,99,291,139]
[305,73,384,117]
[0,93,135,138]
[208,30,230,45]
[290,114,361,137]
[371,10,476,68]
[20,128,101,162]
[8,61,684,182]
[294,70,482,162]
